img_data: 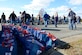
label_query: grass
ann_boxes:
[64,39,82,55]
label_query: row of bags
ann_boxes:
[0,24,17,55]
[13,24,57,55]
[0,24,57,55]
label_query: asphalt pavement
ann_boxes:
[32,23,82,39]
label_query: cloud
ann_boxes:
[0,7,14,12]
[22,0,55,16]
[75,9,82,17]
[48,6,69,16]
[68,0,82,5]
[49,6,69,12]
[48,5,82,17]
[23,0,54,10]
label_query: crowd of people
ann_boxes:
[0,11,32,25]
[0,8,81,30]
[67,8,81,30]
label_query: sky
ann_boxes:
[0,0,82,20]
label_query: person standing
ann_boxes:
[43,13,50,27]
[9,11,17,25]
[21,11,31,25]
[25,13,31,25]
[68,8,76,30]
[77,16,81,24]
[21,11,26,24]
[31,14,34,25]
[18,12,22,25]
[63,15,66,24]
[73,15,77,29]
[1,12,6,23]
[53,12,58,27]
[37,15,41,25]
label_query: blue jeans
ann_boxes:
[68,17,73,30]
[44,20,48,27]
[68,17,76,30]
[77,19,80,24]
[10,18,16,24]
[72,20,76,29]
[26,19,30,25]
[54,21,57,27]
[37,20,40,25]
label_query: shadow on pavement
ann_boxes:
[41,29,61,31]
[40,39,71,55]
[55,39,71,49]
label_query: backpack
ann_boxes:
[25,14,31,19]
